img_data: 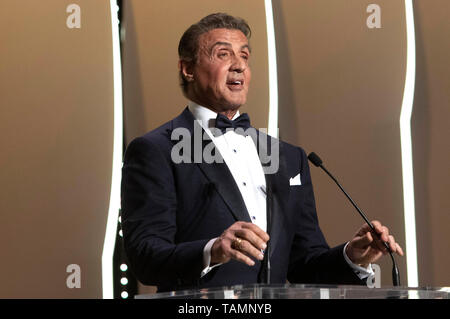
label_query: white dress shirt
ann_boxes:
[187,102,373,280]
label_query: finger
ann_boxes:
[229,247,256,266]
[241,222,270,243]
[234,238,265,261]
[355,223,374,237]
[372,221,389,242]
[235,228,267,251]
[355,221,386,252]
[380,226,390,242]
[370,231,389,253]
[396,243,404,256]
[371,220,382,231]
[372,226,389,250]
[387,235,397,252]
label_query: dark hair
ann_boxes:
[178,13,251,93]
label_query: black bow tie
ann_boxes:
[215,113,251,135]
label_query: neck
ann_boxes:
[188,96,240,120]
[218,109,238,120]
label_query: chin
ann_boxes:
[214,94,247,111]
[225,97,247,109]
[224,101,245,110]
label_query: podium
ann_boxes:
[135,284,450,299]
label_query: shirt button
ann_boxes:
[252,216,256,220]
[233,149,237,153]
[243,182,247,186]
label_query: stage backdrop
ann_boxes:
[273,0,408,286]
[0,0,114,298]
[411,0,450,287]
[1,0,449,298]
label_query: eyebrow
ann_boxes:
[210,41,251,53]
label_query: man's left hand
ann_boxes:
[345,220,404,268]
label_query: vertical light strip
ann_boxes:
[102,0,123,299]
[264,0,279,138]
[400,0,418,287]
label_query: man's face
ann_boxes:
[183,28,251,112]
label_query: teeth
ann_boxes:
[233,81,241,84]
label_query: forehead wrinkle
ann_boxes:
[197,30,251,61]
[209,42,251,55]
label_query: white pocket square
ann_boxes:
[289,173,302,186]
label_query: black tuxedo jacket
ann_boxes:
[121,107,364,292]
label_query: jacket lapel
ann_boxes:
[171,107,252,223]
[170,107,289,246]
[197,160,252,223]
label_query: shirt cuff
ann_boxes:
[201,238,223,277]
[343,242,375,280]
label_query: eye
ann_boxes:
[241,51,250,61]
[217,50,230,58]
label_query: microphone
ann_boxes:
[307,152,401,286]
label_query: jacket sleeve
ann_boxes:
[120,136,209,287]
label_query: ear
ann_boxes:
[179,60,194,82]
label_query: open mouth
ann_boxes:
[226,79,244,90]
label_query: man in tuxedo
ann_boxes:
[121,13,403,292]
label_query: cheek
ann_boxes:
[217,65,230,81]
[205,66,226,87]
[211,69,229,92]
[244,71,251,91]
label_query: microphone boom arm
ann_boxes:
[308,152,401,286]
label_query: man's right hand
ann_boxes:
[211,221,270,266]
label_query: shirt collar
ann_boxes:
[187,101,240,130]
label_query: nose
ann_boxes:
[230,55,246,73]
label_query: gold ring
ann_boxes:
[232,237,243,250]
